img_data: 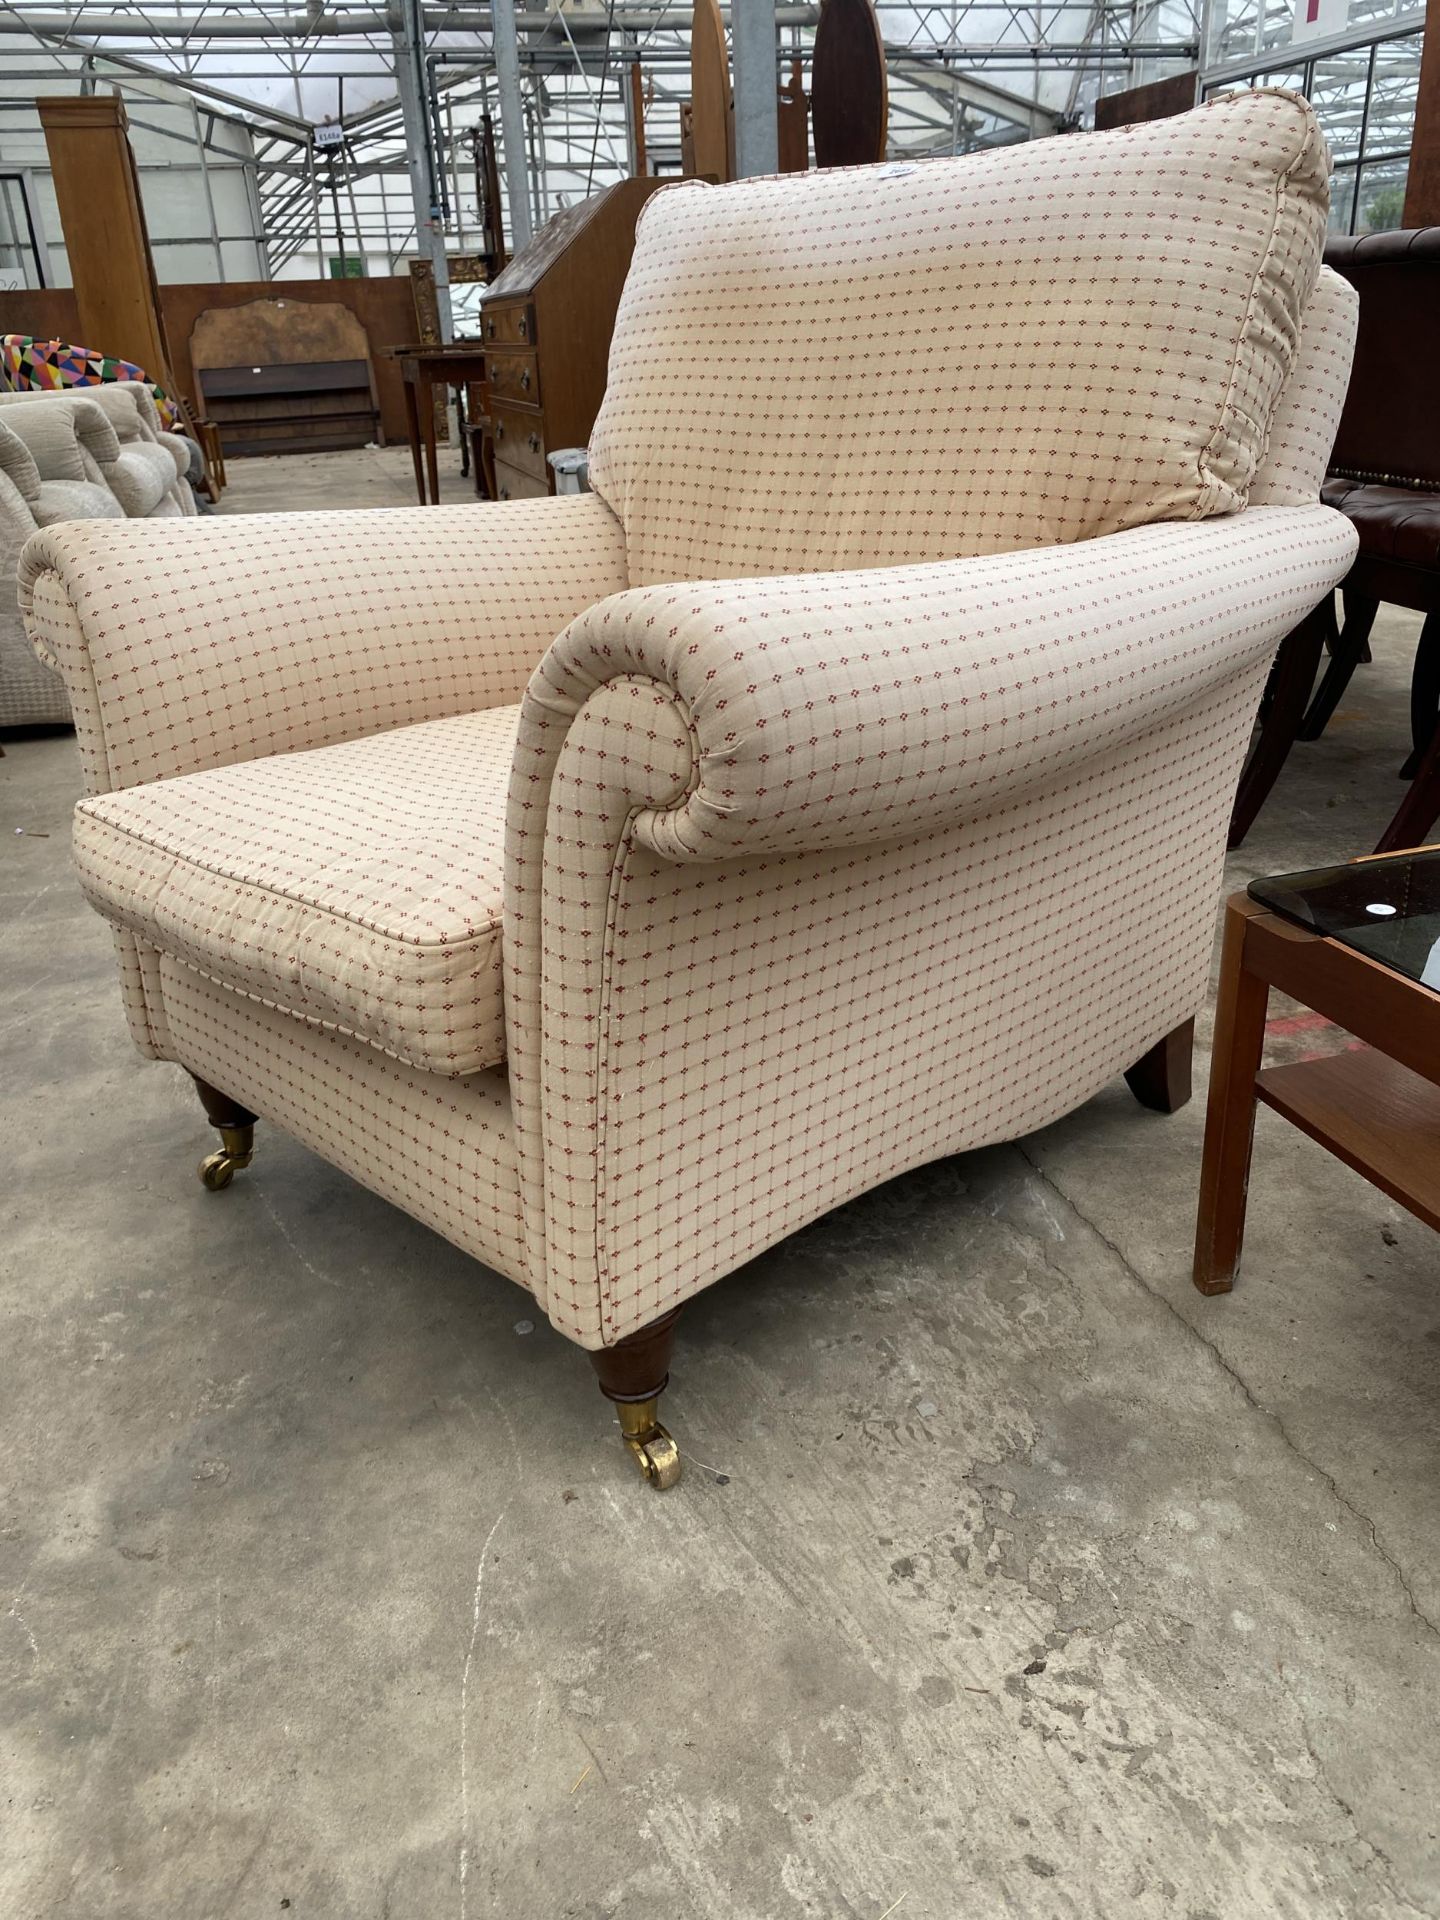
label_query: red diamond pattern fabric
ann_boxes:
[590,88,1329,587]
[74,706,519,1078]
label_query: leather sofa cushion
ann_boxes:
[1322,476,1440,571]
[73,706,518,1077]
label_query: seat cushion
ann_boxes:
[1322,476,1440,571]
[73,707,518,1077]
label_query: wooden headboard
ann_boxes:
[190,296,382,457]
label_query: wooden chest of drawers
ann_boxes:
[478,177,666,501]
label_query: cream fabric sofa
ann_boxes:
[0,404,123,727]
[22,92,1358,1487]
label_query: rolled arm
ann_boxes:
[20,491,628,795]
[520,504,1357,860]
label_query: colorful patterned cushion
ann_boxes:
[1,334,180,431]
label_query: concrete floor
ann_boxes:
[2,447,1438,1919]
[215,441,479,513]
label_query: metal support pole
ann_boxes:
[732,0,779,177]
[243,149,272,278]
[526,96,543,231]
[306,138,326,277]
[189,97,227,281]
[391,0,453,332]
[491,0,534,248]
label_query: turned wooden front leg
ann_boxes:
[191,1075,257,1132]
[1192,903,1270,1295]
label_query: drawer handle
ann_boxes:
[486,319,495,339]
[496,421,505,441]
[520,369,531,390]
[528,432,540,453]
[518,314,528,337]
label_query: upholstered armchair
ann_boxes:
[0,403,122,728]
[0,384,195,519]
[22,90,1357,1488]
[54,382,197,519]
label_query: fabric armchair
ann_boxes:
[67,383,196,518]
[0,407,122,729]
[0,385,196,519]
[23,88,1358,1490]
[520,508,1356,864]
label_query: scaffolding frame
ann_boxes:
[0,0,1422,289]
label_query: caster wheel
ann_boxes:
[625,1424,681,1490]
[199,1150,236,1191]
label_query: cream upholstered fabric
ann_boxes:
[509,508,1350,863]
[1251,266,1358,507]
[20,492,628,792]
[503,505,1355,1340]
[74,706,517,1077]
[158,955,528,1285]
[23,95,1358,1358]
[590,87,1328,587]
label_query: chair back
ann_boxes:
[590,89,1330,586]
[1324,229,1440,491]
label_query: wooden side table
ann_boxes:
[387,345,487,505]
[1194,857,1440,1295]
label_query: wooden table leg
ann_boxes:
[421,375,441,506]
[1376,615,1440,854]
[1193,900,1271,1295]
[1229,599,1330,849]
[401,375,425,504]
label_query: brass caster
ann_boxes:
[617,1400,682,1490]
[198,1125,253,1192]
[625,1424,681,1490]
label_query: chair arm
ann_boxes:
[20,492,628,795]
[156,430,193,482]
[521,505,1357,861]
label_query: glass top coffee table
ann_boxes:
[1193,846,1440,1295]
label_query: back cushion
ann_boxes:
[589,88,1329,586]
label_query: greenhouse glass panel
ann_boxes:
[1354,157,1409,230]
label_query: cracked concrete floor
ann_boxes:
[3,449,1439,1919]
